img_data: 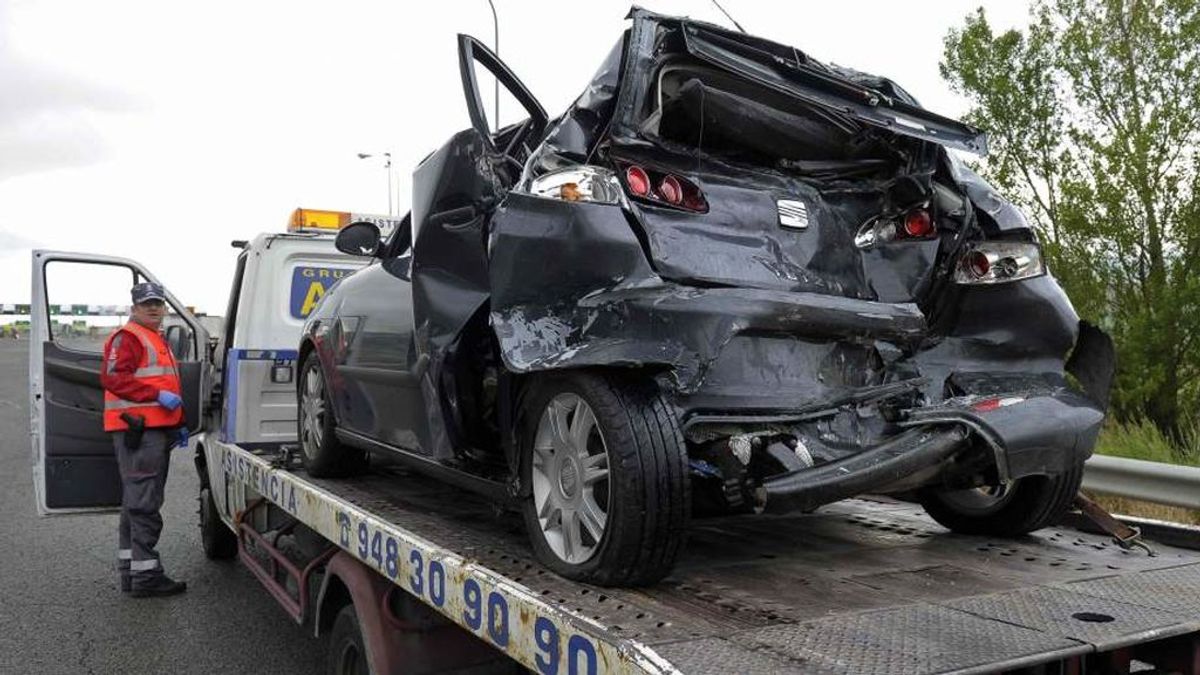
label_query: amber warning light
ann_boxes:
[288,208,402,238]
[289,208,349,232]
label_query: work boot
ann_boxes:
[130,576,187,598]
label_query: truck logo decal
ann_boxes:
[290,266,355,319]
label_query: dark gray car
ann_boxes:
[297,8,1114,586]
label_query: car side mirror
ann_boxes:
[336,222,382,257]
[165,324,190,360]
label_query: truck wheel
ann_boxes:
[199,486,237,560]
[299,353,366,478]
[327,605,368,675]
[918,459,1085,536]
[519,372,689,586]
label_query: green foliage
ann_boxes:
[942,0,1200,440]
[1095,418,1200,466]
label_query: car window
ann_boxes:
[43,260,196,358]
[43,261,137,353]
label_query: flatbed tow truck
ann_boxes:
[30,211,1200,674]
[213,442,1200,674]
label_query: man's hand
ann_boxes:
[173,427,189,449]
[157,390,182,410]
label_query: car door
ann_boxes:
[380,36,548,464]
[30,251,211,515]
[326,241,423,452]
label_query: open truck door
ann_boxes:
[30,250,212,515]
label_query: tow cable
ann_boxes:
[1073,491,1156,556]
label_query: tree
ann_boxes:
[941,0,1200,439]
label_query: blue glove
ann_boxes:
[157,390,182,410]
[174,427,189,449]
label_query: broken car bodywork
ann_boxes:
[307,8,1113,521]
[488,9,1113,511]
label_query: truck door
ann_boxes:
[29,251,211,514]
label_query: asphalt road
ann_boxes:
[0,339,326,674]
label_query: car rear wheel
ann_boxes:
[519,371,689,586]
[918,459,1085,536]
[299,352,367,478]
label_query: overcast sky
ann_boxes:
[0,0,1030,315]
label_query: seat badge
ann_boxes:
[777,199,809,230]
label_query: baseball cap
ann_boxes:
[131,282,167,305]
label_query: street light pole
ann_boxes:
[357,152,394,216]
[384,153,393,216]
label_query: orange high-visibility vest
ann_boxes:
[102,321,184,431]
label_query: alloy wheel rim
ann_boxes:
[531,393,611,565]
[300,363,325,459]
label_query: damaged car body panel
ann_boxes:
[300,7,1115,585]
[495,8,1110,476]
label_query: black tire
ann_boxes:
[298,352,367,478]
[199,486,237,560]
[326,605,368,675]
[519,371,689,586]
[918,459,1085,536]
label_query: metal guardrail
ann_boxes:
[1083,454,1200,510]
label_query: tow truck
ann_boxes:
[29,210,1200,674]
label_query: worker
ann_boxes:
[99,282,189,598]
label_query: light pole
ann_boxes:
[357,152,393,216]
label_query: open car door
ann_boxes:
[457,34,548,164]
[30,251,211,515]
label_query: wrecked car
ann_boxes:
[297,8,1115,586]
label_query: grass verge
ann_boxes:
[1090,418,1200,524]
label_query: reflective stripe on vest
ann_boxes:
[102,322,184,432]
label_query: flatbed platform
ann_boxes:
[221,443,1200,673]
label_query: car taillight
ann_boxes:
[522,166,624,205]
[619,163,708,213]
[854,206,939,249]
[964,251,991,279]
[659,175,682,205]
[970,396,1025,412]
[954,242,1045,285]
[625,166,651,198]
[903,209,933,237]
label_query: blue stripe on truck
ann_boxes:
[229,349,300,361]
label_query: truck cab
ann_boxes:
[201,220,382,524]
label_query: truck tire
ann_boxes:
[299,352,367,478]
[327,605,368,675]
[918,459,1085,536]
[519,371,689,586]
[199,486,237,560]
